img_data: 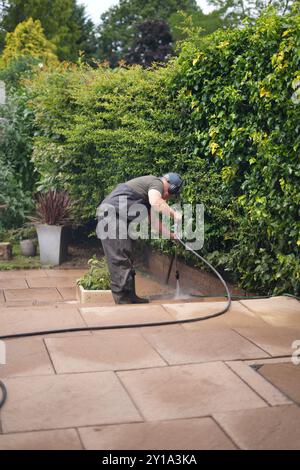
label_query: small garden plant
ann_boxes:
[77,256,111,290]
[6,225,37,242]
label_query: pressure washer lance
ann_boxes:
[0,232,233,410]
[175,245,179,281]
[173,244,186,300]
[166,223,180,285]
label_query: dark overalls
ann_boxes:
[96,183,150,304]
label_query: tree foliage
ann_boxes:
[96,0,199,66]
[0,17,57,66]
[126,19,173,67]
[0,0,96,61]
[169,9,225,42]
[207,0,295,27]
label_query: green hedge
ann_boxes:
[0,90,36,192]
[28,63,181,220]
[28,6,300,295]
[0,155,33,231]
[173,6,300,294]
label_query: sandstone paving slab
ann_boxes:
[240,296,300,328]
[57,287,77,301]
[240,295,300,314]
[1,301,80,310]
[26,277,77,288]
[117,362,267,421]
[141,327,270,365]
[225,361,292,406]
[151,297,202,305]
[0,337,54,378]
[45,269,87,278]
[2,300,46,308]
[80,304,174,328]
[0,270,48,279]
[78,417,237,450]
[135,273,173,297]
[18,269,49,278]
[0,429,83,450]
[213,405,300,450]
[152,297,231,305]
[234,326,300,357]
[4,288,62,302]
[45,330,166,373]
[139,324,185,335]
[0,305,86,337]
[258,363,300,405]
[1,371,142,433]
[163,301,269,330]
[0,279,28,289]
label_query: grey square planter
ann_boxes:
[36,224,69,266]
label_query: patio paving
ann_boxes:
[78,418,237,450]
[213,405,300,450]
[1,372,142,433]
[234,326,300,357]
[0,268,299,450]
[0,429,82,451]
[258,363,300,405]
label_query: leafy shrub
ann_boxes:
[4,225,37,242]
[0,56,41,91]
[0,155,33,230]
[77,256,111,290]
[0,66,37,232]
[0,90,36,192]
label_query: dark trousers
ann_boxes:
[97,183,148,303]
[100,222,135,304]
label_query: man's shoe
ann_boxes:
[131,295,149,304]
[113,292,133,304]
